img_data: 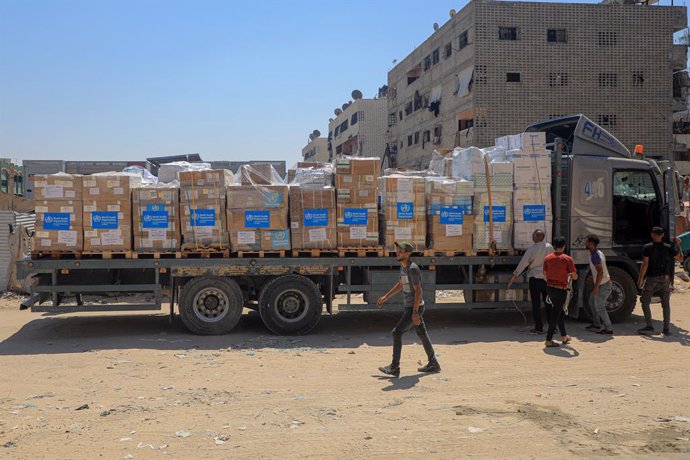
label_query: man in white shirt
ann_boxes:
[508,229,554,334]
[585,234,613,334]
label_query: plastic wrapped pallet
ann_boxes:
[289,186,337,250]
[335,157,380,248]
[32,173,84,252]
[227,164,290,252]
[449,147,484,181]
[513,185,552,222]
[287,161,331,184]
[428,150,453,178]
[132,183,181,252]
[81,172,143,251]
[425,177,474,252]
[158,161,211,184]
[179,168,233,250]
[473,191,513,251]
[508,149,552,185]
[380,174,426,251]
[495,132,546,151]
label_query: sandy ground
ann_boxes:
[0,288,689,459]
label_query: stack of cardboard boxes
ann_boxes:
[32,173,84,252]
[500,132,552,249]
[290,166,337,249]
[471,149,514,251]
[132,185,181,252]
[82,173,141,252]
[426,177,474,252]
[227,164,290,252]
[335,157,380,248]
[179,169,233,250]
[379,175,426,251]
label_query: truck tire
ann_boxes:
[683,255,690,275]
[179,277,244,335]
[258,275,323,335]
[583,266,636,324]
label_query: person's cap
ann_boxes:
[652,226,665,235]
[394,241,415,253]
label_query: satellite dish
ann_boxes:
[341,103,349,111]
[449,9,456,17]
[313,129,321,137]
[433,23,439,31]
[309,133,316,141]
[392,59,398,65]
[329,118,333,122]
[334,108,342,116]
[351,89,363,100]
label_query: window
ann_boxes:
[414,132,420,144]
[433,125,442,140]
[399,111,403,121]
[598,31,618,47]
[424,55,431,71]
[400,140,404,149]
[336,145,342,155]
[599,73,617,87]
[444,42,452,58]
[334,126,340,137]
[458,31,469,49]
[340,120,349,132]
[549,73,568,87]
[407,135,413,147]
[598,114,617,126]
[633,72,644,86]
[499,27,518,41]
[506,72,521,82]
[407,75,419,85]
[547,29,567,43]
[389,113,397,126]
[406,64,422,85]
[458,119,473,131]
[432,48,440,65]
[423,130,431,143]
[351,112,358,125]
[405,101,413,115]
[613,170,661,244]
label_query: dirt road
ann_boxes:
[0,292,689,459]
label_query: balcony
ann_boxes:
[672,44,688,71]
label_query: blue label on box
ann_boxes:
[344,208,368,225]
[142,210,169,228]
[43,213,70,230]
[397,202,414,220]
[523,205,546,221]
[271,229,290,248]
[190,209,216,227]
[304,209,328,227]
[440,207,464,224]
[263,190,283,207]
[145,203,165,212]
[483,206,507,223]
[244,210,270,228]
[92,212,119,229]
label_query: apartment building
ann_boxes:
[328,94,387,159]
[386,0,688,168]
[301,137,329,163]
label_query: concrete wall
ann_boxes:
[301,138,329,163]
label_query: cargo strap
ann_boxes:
[483,153,497,257]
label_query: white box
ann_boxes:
[513,186,552,222]
[514,221,553,250]
[496,132,546,151]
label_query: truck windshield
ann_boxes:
[613,170,661,244]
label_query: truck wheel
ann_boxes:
[258,275,323,335]
[603,266,637,324]
[683,255,690,275]
[179,277,244,335]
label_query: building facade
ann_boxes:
[301,137,329,163]
[328,97,387,159]
[386,1,688,168]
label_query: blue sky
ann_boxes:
[0,0,676,166]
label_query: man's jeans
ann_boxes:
[391,304,436,368]
[589,282,613,330]
[529,277,549,331]
[640,276,671,328]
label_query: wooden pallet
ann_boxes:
[291,249,339,258]
[236,250,286,258]
[338,247,384,257]
[81,251,132,259]
[131,251,182,259]
[31,251,82,260]
[181,249,230,259]
[474,249,516,256]
[423,249,473,257]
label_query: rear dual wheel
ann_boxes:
[179,277,244,335]
[258,275,323,335]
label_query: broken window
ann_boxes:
[499,27,518,41]
[547,29,567,43]
[424,55,432,71]
[506,72,521,82]
[599,73,617,87]
[459,31,469,49]
[406,64,422,85]
[633,72,644,86]
[458,119,473,131]
[445,42,452,58]
[549,73,568,87]
[598,114,617,126]
[598,31,618,47]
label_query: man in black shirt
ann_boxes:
[637,227,682,336]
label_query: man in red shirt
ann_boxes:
[542,236,579,347]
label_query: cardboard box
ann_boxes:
[289,186,337,249]
[229,229,291,252]
[473,221,513,250]
[514,221,553,250]
[180,199,228,249]
[83,199,132,251]
[238,163,281,186]
[178,169,234,188]
[496,132,546,151]
[336,183,378,205]
[33,200,83,251]
[473,191,513,223]
[132,187,181,252]
[82,174,142,200]
[427,214,474,252]
[227,185,288,209]
[380,176,426,250]
[473,162,514,192]
[335,157,380,176]
[336,205,379,247]
[227,183,289,252]
[513,186,552,222]
[335,174,377,189]
[382,220,426,251]
[228,208,288,231]
[261,229,291,251]
[32,174,83,201]
[509,150,552,185]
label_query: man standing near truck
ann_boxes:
[585,234,613,335]
[542,236,578,348]
[508,229,553,334]
[637,227,682,336]
[377,241,440,377]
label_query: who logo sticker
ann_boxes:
[397,202,414,220]
[304,209,328,227]
[244,210,270,228]
[142,211,169,228]
[523,205,546,222]
[190,209,216,227]
[43,213,70,230]
[343,208,368,225]
[483,206,506,223]
[92,212,119,229]
[440,207,463,224]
